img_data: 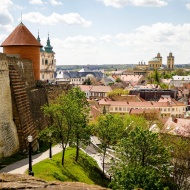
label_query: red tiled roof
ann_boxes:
[162,117,190,137]
[98,98,186,107]
[99,99,169,107]
[1,22,42,47]
[78,85,92,91]
[130,108,160,114]
[90,85,112,93]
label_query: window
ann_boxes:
[123,107,126,111]
[45,60,48,65]
[42,74,44,79]
[115,107,118,111]
[119,107,122,111]
[172,108,174,111]
[42,58,44,65]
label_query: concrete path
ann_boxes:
[0,144,63,174]
[0,142,111,176]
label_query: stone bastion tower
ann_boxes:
[1,22,42,80]
[0,22,43,155]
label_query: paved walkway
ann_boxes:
[0,144,63,174]
[0,143,111,176]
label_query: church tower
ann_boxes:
[37,33,56,81]
[167,52,174,69]
[156,52,162,65]
[1,22,42,80]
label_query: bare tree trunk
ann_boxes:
[62,147,66,166]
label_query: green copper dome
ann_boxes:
[44,33,54,53]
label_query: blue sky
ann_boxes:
[1,0,190,65]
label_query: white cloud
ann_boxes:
[115,23,190,47]
[49,0,63,5]
[114,23,190,64]
[22,12,92,27]
[99,0,167,8]
[186,3,190,10]
[0,0,13,24]
[53,23,190,65]
[29,0,45,5]
[0,24,14,33]
[64,35,96,44]
[99,35,113,42]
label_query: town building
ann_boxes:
[56,70,103,85]
[37,33,56,82]
[79,85,112,100]
[98,95,186,118]
[133,52,175,77]
[130,89,177,101]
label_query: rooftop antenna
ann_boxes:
[21,12,22,23]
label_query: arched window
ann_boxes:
[42,58,44,65]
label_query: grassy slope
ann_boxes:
[32,147,109,187]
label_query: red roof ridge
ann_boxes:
[1,22,42,47]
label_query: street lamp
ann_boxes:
[27,135,34,176]
[48,132,52,159]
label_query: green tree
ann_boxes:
[94,114,124,178]
[83,77,91,85]
[42,94,74,165]
[160,83,169,90]
[68,87,91,162]
[149,69,160,84]
[110,126,170,190]
[162,135,190,190]
[107,89,129,98]
[163,72,172,79]
[115,77,122,82]
[175,68,186,76]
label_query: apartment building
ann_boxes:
[98,98,186,118]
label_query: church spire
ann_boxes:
[44,33,53,53]
[37,30,44,52]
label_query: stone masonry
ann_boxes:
[0,56,19,157]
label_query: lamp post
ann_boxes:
[48,132,52,159]
[27,135,34,176]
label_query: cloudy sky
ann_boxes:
[0,0,190,65]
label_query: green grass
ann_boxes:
[32,147,109,187]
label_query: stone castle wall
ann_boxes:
[0,52,72,157]
[0,55,19,157]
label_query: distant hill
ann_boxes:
[56,64,135,71]
[56,63,190,71]
[175,64,190,68]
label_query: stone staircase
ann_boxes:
[8,64,37,151]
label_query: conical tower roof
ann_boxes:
[1,22,42,47]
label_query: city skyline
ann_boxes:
[1,0,190,65]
